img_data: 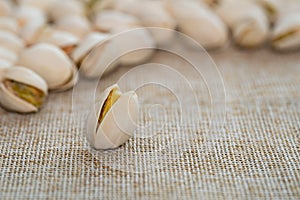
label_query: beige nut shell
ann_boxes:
[0,66,48,113]
[18,43,75,90]
[166,0,228,49]
[86,84,139,150]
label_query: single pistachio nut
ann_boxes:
[0,0,12,16]
[0,66,48,113]
[48,0,85,22]
[254,0,280,24]
[86,84,139,150]
[38,27,79,55]
[55,15,91,39]
[165,0,228,49]
[216,0,269,47]
[71,32,109,65]
[271,13,300,51]
[115,0,177,45]
[113,27,156,66]
[0,47,18,64]
[93,10,141,33]
[18,43,78,91]
[0,17,19,34]
[13,5,46,28]
[19,19,46,45]
[0,30,24,54]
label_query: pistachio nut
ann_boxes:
[254,0,280,24]
[272,13,300,51]
[55,15,91,39]
[0,0,12,16]
[48,0,85,22]
[0,17,19,34]
[112,27,155,66]
[71,32,109,65]
[0,31,24,54]
[0,47,18,64]
[93,10,141,33]
[86,84,139,150]
[38,28,79,56]
[165,0,228,49]
[20,19,46,45]
[18,43,78,91]
[13,5,46,28]
[0,66,48,113]
[116,0,177,45]
[216,0,269,48]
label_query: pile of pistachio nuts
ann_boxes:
[0,0,299,114]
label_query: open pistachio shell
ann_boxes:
[55,15,91,39]
[0,47,18,64]
[272,13,300,51]
[0,31,24,54]
[86,84,139,150]
[0,61,11,82]
[165,0,228,49]
[0,66,48,113]
[18,43,77,91]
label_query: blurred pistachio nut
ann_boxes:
[255,0,280,24]
[93,10,141,33]
[233,17,269,48]
[166,0,228,49]
[55,15,91,39]
[216,0,268,47]
[119,0,177,45]
[86,84,139,150]
[49,0,85,21]
[38,28,79,55]
[0,66,48,113]
[113,28,155,66]
[0,47,18,64]
[19,17,46,45]
[0,31,24,54]
[272,13,300,51]
[13,5,46,28]
[0,17,19,34]
[18,43,78,91]
[72,32,109,65]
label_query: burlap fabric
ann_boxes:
[0,47,299,199]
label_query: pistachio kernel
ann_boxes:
[98,87,121,126]
[4,79,46,108]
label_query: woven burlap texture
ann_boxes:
[0,47,299,199]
